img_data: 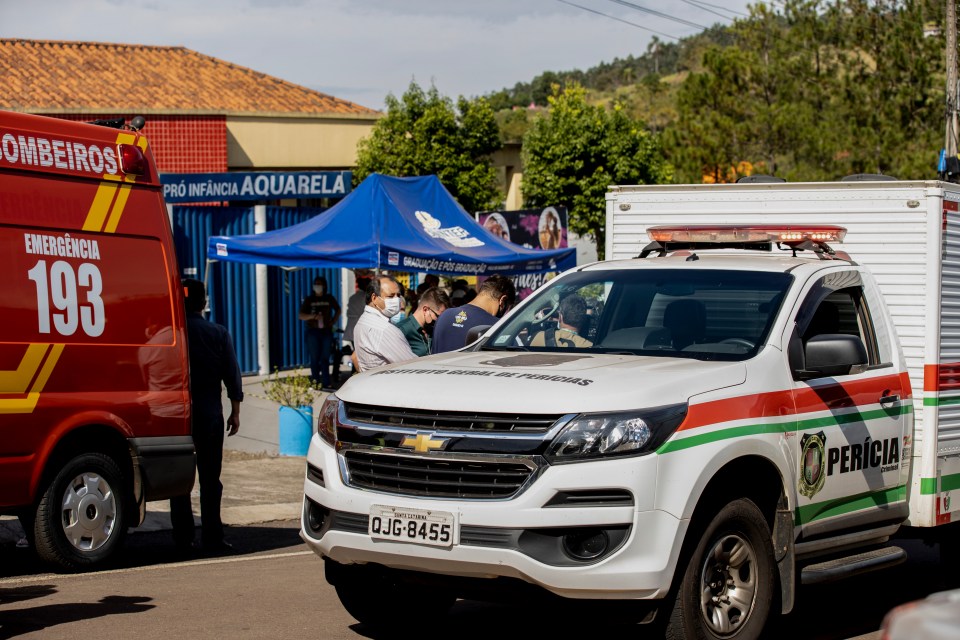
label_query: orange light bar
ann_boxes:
[648,224,847,245]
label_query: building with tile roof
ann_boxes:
[0,39,380,175]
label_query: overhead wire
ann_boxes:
[605,0,709,30]
[678,0,748,20]
[555,0,680,40]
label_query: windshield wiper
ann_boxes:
[479,344,529,352]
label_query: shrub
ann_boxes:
[262,370,319,408]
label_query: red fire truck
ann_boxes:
[0,110,194,569]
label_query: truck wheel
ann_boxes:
[34,453,127,570]
[327,561,455,628]
[665,498,775,640]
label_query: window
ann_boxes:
[797,276,881,366]
[483,269,793,361]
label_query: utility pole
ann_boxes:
[944,0,958,179]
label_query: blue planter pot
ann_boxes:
[278,405,313,456]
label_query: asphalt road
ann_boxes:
[0,521,952,640]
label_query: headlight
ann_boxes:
[545,404,687,463]
[317,394,340,445]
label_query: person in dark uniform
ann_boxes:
[431,275,515,353]
[298,275,341,390]
[171,278,243,553]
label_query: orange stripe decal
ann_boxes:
[0,344,64,414]
[679,372,909,433]
[922,362,960,392]
[82,181,119,231]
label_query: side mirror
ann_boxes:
[794,334,867,380]
[464,324,493,349]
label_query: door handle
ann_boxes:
[879,392,900,405]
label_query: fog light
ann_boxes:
[307,501,328,533]
[562,529,609,561]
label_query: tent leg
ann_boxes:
[254,205,270,376]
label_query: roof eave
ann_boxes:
[8,106,383,121]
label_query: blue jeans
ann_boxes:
[306,328,333,387]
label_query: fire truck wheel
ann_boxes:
[327,561,455,628]
[34,453,127,570]
[665,498,775,640]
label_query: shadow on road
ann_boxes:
[0,520,306,579]
[343,537,950,640]
[0,585,56,606]
[0,595,154,639]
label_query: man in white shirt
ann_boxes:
[354,275,417,372]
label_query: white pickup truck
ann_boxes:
[301,179,960,639]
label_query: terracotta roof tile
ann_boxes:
[0,39,379,116]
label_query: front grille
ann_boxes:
[343,402,563,433]
[344,450,534,499]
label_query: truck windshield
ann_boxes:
[482,269,792,361]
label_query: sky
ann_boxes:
[0,0,754,112]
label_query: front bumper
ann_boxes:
[299,434,686,600]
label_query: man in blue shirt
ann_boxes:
[431,275,516,354]
[171,279,243,554]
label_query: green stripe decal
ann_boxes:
[794,486,906,525]
[921,477,938,494]
[924,396,960,406]
[657,404,912,455]
[943,473,960,492]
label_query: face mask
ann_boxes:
[313,285,324,295]
[380,296,402,318]
[390,310,407,325]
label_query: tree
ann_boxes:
[354,82,503,214]
[666,0,944,183]
[521,85,672,259]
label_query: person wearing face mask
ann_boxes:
[353,275,417,372]
[298,275,341,390]
[395,287,451,356]
[431,275,516,354]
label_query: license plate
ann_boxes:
[369,504,458,547]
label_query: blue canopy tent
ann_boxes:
[206,173,577,276]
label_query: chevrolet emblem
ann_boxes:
[401,433,447,452]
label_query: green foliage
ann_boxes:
[667,0,945,182]
[262,370,319,408]
[488,0,944,187]
[354,82,504,213]
[521,85,672,259]
[494,107,541,144]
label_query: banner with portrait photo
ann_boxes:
[477,207,569,301]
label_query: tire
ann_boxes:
[326,561,455,628]
[33,452,127,570]
[665,498,775,640]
